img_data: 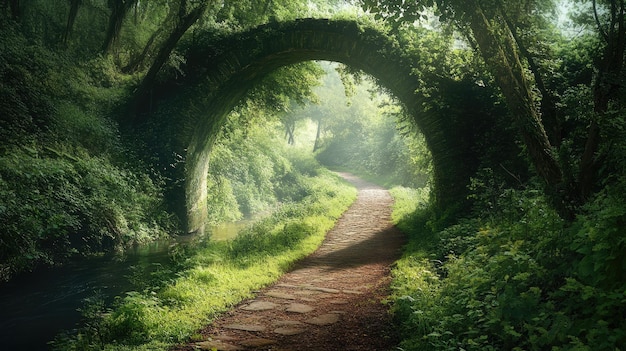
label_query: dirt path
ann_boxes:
[175,173,406,351]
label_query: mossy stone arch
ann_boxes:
[141,18,478,234]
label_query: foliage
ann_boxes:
[3,2,626,351]
[361,0,626,215]
[304,64,431,188]
[0,20,170,280]
[202,61,325,223]
[0,148,170,281]
[389,186,431,235]
[389,171,626,350]
[0,22,55,147]
[207,116,310,222]
[51,167,356,351]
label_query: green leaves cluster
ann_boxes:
[0,149,169,282]
[389,172,626,350]
[361,0,436,25]
[207,116,302,222]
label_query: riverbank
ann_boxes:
[49,169,356,350]
[0,214,285,351]
[0,241,172,350]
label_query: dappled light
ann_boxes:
[144,18,481,234]
[2,0,626,350]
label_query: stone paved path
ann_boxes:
[174,173,406,351]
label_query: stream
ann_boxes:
[0,221,248,350]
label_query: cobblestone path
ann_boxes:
[175,173,406,350]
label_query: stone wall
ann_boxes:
[141,19,478,234]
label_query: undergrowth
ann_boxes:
[51,169,356,350]
[0,26,167,281]
[0,148,169,281]
[389,177,626,350]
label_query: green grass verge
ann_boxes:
[52,169,357,351]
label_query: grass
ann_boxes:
[52,169,357,351]
[386,185,444,349]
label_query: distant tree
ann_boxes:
[62,0,82,44]
[102,0,138,54]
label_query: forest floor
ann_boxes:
[172,173,406,351]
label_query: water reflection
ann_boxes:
[209,220,251,241]
[0,219,251,350]
[0,241,173,350]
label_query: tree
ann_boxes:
[463,0,563,187]
[62,0,82,44]
[102,0,138,54]
[134,0,208,107]
[495,0,561,146]
[579,0,625,198]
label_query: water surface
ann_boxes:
[0,220,250,350]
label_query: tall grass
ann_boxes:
[52,169,356,351]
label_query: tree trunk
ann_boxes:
[123,2,179,73]
[580,0,626,199]
[134,1,207,119]
[497,3,561,146]
[62,0,81,44]
[284,121,295,145]
[102,0,137,54]
[465,0,563,189]
[122,26,164,73]
[313,118,322,152]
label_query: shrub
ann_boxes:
[0,149,169,281]
[390,179,626,350]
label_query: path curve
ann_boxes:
[175,173,406,350]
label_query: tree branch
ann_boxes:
[133,1,208,120]
[594,0,610,42]
[496,0,561,146]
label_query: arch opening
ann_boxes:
[141,18,479,234]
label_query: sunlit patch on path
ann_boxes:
[174,173,406,350]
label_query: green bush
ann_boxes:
[389,179,626,350]
[52,102,120,155]
[0,149,169,281]
[0,23,55,147]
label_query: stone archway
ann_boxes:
[139,19,477,234]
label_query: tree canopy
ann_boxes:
[360,0,625,214]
